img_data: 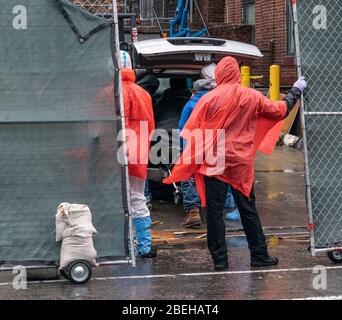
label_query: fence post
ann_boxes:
[240,66,251,88]
[270,65,280,101]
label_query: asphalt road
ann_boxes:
[0,240,341,300]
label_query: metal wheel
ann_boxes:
[327,250,342,263]
[68,261,92,284]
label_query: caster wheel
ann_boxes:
[327,250,342,263]
[68,261,92,284]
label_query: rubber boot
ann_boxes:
[225,208,241,221]
[133,217,157,258]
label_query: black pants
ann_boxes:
[204,176,268,264]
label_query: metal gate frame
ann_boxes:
[111,0,136,267]
[293,0,342,256]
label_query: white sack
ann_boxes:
[59,236,97,270]
[56,203,97,242]
[55,203,98,269]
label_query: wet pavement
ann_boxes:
[152,145,307,233]
[1,146,342,300]
[1,242,342,300]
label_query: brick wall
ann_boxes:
[209,25,253,44]
[193,0,241,27]
[254,0,297,86]
[197,0,297,87]
[194,0,225,27]
[226,0,243,25]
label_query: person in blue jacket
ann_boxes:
[178,80,211,150]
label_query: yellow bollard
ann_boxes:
[270,65,280,101]
[240,66,251,88]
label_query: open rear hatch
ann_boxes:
[132,37,263,69]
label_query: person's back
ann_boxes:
[182,58,288,190]
[201,85,280,161]
[165,56,306,271]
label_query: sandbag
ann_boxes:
[56,203,98,270]
[59,236,97,270]
[56,203,97,242]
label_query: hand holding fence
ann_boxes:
[293,76,307,93]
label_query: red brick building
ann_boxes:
[197,0,297,87]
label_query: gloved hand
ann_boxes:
[293,76,307,93]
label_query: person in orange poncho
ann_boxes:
[116,51,156,258]
[89,51,156,258]
[164,56,306,270]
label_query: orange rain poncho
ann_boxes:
[163,57,287,206]
[72,68,153,184]
[122,68,155,179]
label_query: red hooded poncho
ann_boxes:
[163,57,287,206]
[89,68,154,180]
[122,68,155,179]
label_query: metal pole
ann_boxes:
[305,112,342,116]
[193,0,210,36]
[293,1,316,257]
[112,0,136,267]
[153,8,165,36]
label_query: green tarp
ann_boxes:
[0,0,127,263]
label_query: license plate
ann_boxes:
[194,53,212,62]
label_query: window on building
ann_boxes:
[286,0,295,55]
[243,0,255,44]
[243,0,255,26]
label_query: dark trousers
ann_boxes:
[204,176,268,264]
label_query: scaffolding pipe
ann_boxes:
[112,0,136,267]
[292,0,316,257]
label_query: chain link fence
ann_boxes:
[72,0,114,16]
[294,0,342,252]
[140,0,177,21]
[72,0,139,16]
[72,0,178,23]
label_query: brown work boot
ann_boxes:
[181,207,202,228]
